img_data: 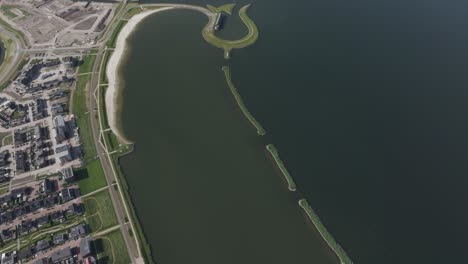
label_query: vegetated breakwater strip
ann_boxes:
[139,3,259,59]
[299,199,354,264]
[207,3,236,15]
[222,65,266,135]
[266,144,296,191]
[202,4,259,59]
[105,7,173,144]
[106,3,260,142]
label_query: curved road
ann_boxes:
[0,28,23,88]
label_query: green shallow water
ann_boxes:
[119,10,338,264]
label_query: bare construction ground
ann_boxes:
[73,16,98,31]
[0,0,115,47]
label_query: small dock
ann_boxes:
[214,13,225,31]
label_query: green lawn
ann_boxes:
[99,50,112,84]
[124,7,144,20]
[0,17,27,47]
[0,6,31,19]
[0,5,18,19]
[0,187,8,195]
[76,159,107,195]
[84,190,118,232]
[0,32,16,77]
[95,229,131,264]
[0,132,12,146]
[74,60,97,161]
[78,54,96,74]
[107,20,127,48]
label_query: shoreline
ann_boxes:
[103,4,353,264]
[105,4,259,143]
[105,7,173,144]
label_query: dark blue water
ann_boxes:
[0,42,5,67]
[133,0,468,263]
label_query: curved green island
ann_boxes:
[137,3,259,59]
[103,3,352,264]
[202,4,259,59]
[222,65,266,135]
[206,3,236,15]
[266,144,297,191]
[299,199,354,264]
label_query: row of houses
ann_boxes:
[1,232,91,264]
[0,202,83,243]
[0,186,81,226]
[15,125,55,173]
[0,100,30,129]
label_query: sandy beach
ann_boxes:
[105,7,173,144]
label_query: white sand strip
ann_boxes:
[105,8,173,144]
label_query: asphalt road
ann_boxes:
[0,1,142,262]
[86,3,143,262]
[0,28,23,88]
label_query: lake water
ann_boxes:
[121,0,468,263]
[0,42,5,67]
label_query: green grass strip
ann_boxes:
[299,199,354,264]
[0,17,28,47]
[206,3,236,15]
[266,144,296,191]
[76,159,108,195]
[107,20,128,48]
[96,229,131,264]
[0,5,18,19]
[74,74,97,161]
[202,4,258,59]
[222,66,265,135]
[84,190,119,232]
[78,54,96,74]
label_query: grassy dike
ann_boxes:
[108,20,128,48]
[222,66,266,135]
[202,4,258,59]
[73,55,126,262]
[0,17,28,48]
[0,22,28,91]
[97,36,154,263]
[299,199,354,264]
[266,144,297,191]
[74,55,98,161]
[206,3,236,15]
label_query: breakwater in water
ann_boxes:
[118,8,340,264]
[222,66,266,135]
[133,0,468,263]
[299,199,353,264]
[266,144,296,191]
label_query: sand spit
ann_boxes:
[105,8,173,144]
